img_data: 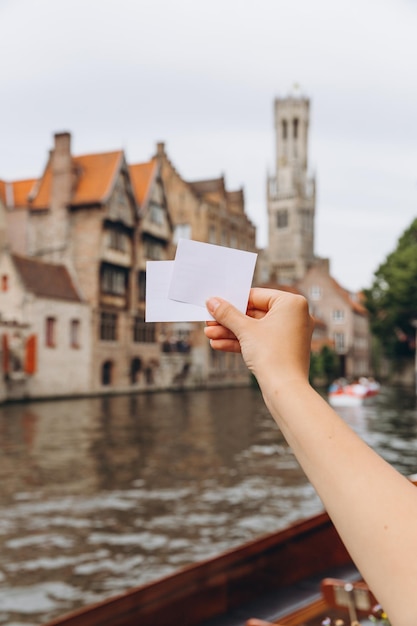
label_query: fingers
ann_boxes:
[206,297,247,338]
[204,324,237,341]
[208,338,242,353]
[246,288,281,313]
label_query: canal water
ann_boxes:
[1,385,417,625]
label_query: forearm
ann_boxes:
[258,376,417,625]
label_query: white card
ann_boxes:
[145,261,214,322]
[168,239,257,312]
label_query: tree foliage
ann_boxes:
[364,218,417,358]
[309,345,340,386]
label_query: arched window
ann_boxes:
[102,360,113,386]
[130,357,142,384]
[282,120,287,140]
[293,117,299,139]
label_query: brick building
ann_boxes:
[156,142,258,387]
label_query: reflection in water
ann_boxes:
[0,386,417,624]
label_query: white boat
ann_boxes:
[328,378,380,407]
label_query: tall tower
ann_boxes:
[266,87,316,283]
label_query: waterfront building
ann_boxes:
[156,142,257,387]
[297,259,370,378]
[0,133,258,400]
[0,250,91,400]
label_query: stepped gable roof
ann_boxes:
[129,159,157,206]
[29,150,123,210]
[11,254,82,302]
[226,189,244,203]
[188,177,226,202]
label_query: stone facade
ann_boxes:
[266,90,316,283]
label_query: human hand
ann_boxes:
[204,288,314,388]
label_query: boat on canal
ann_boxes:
[43,477,410,626]
[328,377,380,408]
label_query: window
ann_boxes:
[133,317,155,343]
[282,119,287,140]
[1,275,8,292]
[300,209,313,233]
[293,117,299,139]
[130,357,142,384]
[101,360,113,385]
[70,319,80,348]
[332,310,345,323]
[277,209,288,228]
[149,203,165,225]
[101,265,127,296]
[144,238,164,260]
[310,286,322,301]
[334,332,345,353]
[174,223,191,244]
[100,312,118,341]
[45,317,56,348]
[108,229,127,252]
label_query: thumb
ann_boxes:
[206,297,247,337]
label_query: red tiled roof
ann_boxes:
[12,179,37,207]
[12,254,82,302]
[129,159,157,206]
[0,179,37,208]
[30,151,123,210]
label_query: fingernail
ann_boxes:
[207,297,221,313]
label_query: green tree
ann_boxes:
[364,217,417,359]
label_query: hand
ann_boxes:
[205,288,314,388]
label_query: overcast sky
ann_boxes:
[1,0,416,291]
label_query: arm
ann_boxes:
[205,288,417,626]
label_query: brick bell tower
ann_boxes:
[266,86,316,284]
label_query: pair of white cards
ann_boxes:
[145,239,258,322]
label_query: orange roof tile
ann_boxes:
[12,179,37,207]
[0,178,36,208]
[30,151,123,210]
[129,159,157,206]
[73,151,123,205]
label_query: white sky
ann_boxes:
[1,0,416,291]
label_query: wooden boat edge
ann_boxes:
[42,509,353,626]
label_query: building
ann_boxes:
[156,142,258,387]
[297,260,370,378]
[1,132,176,398]
[0,132,259,400]
[266,87,316,284]
[0,250,91,401]
[262,89,372,377]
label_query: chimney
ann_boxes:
[51,131,73,210]
[156,141,166,157]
